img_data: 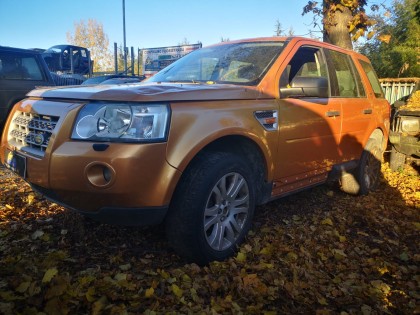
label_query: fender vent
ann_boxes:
[254,110,278,131]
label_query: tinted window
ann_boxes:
[329,50,365,97]
[359,60,384,98]
[0,52,43,80]
[280,46,329,88]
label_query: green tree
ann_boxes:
[357,0,420,77]
[67,19,113,72]
[303,0,380,49]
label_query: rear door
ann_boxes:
[326,49,371,161]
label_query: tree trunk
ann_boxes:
[323,5,354,50]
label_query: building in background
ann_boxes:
[140,43,202,78]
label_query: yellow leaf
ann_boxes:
[339,235,347,242]
[15,281,31,293]
[172,284,183,298]
[5,204,13,210]
[27,193,35,205]
[321,218,333,226]
[145,287,154,298]
[92,296,108,315]
[259,246,272,255]
[159,270,170,279]
[236,252,246,262]
[318,297,329,305]
[378,34,391,44]
[332,249,347,260]
[119,263,131,271]
[86,287,96,302]
[286,252,298,262]
[42,268,58,283]
[114,273,127,281]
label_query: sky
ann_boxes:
[0,0,391,51]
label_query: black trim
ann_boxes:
[30,183,168,226]
[81,206,168,226]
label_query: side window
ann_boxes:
[22,57,43,80]
[280,46,329,89]
[359,60,384,98]
[0,52,43,80]
[329,50,365,97]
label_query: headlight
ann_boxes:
[71,103,169,142]
[401,118,419,134]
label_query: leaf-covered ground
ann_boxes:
[0,160,418,315]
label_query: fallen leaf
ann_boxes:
[42,268,58,283]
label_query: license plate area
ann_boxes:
[5,150,27,178]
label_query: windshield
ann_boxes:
[148,41,285,85]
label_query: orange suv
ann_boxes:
[1,37,390,264]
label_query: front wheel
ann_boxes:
[165,152,255,265]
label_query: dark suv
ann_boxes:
[389,82,420,171]
[0,46,55,128]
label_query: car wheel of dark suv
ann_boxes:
[390,146,406,171]
[165,151,255,265]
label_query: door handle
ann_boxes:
[326,110,340,117]
[363,109,373,114]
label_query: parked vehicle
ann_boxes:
[42,45,92,75]
[0,46,55,129]
[389,81,420,171]
[0,37,390,264]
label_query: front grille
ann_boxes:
[8,111,59,156]
[391,116,401,132]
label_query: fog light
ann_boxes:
[84,162,116,188]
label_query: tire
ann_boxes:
[340,138,382,195]
[165,151,255,265]
[356,138,383,195]
[390,146,406,171]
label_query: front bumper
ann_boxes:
[389,131,420,158]
[1,98,182,225]
[31,182,168,225]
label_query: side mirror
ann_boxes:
[280,76,329,99]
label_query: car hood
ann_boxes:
[27,82,270,102]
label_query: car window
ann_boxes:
[359,60,384,98]
[0,52,43,81]
[280,46,329,88]
[329,50,365,98]
[21,57,43,80]
[149,42,285,85]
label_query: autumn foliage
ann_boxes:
[303,0,380,49]
[0,160,418,314]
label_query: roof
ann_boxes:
[0,45,42,54]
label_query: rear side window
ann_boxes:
[329,50,366,97]
[0,52,43,81]
[359,60,384,98]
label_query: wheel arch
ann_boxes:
[173,135,272,206]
